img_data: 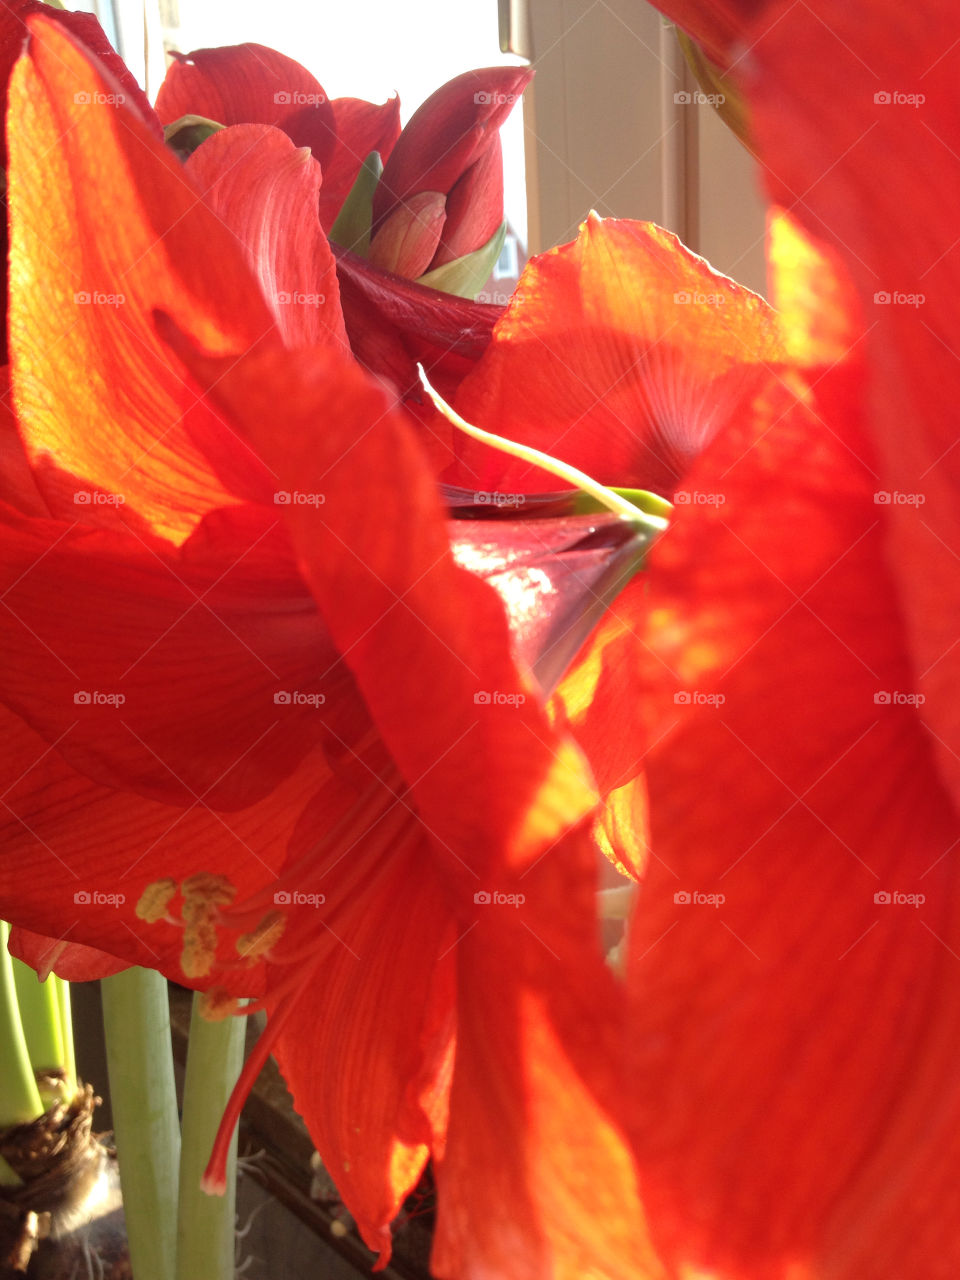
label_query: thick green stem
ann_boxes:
[176,997,246,1280]
[55,977,76,1093]
[102,968,180,1280]
[0,922,43,1126]
[11,958,69,1107]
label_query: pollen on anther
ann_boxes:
[236,911,286,964]
[135,878,178,923]
[198,987,239,1021]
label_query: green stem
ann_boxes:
[55,977,76,1094]
[419,366,671,528]
[11,957,67,1106]
[176,997,246,1280]
[102,968,181,1280]
[0,922,43,1126]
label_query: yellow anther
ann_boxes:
[236,912,286,964]
[180,874,236,978]
[198,987,240,1021]
[135,878,178,923]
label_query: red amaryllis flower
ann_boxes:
[154,42,401,231]
[0,0,159,362]
[0,17,652,1275]
[440,0,960,1273]
[368,65,531,277]
[153,45,521,420]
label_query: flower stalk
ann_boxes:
[175,995,247,1280]
[0,922,44,1130]
[102,967,181,1280]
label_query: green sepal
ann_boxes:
[329,151,383,257]
[164,114,226,162]
[416,221,507,299]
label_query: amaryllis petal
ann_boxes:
[368,190,447,280]
[656,0,756,68]
[0,371,45,516]
[155,44,336,171]
[0,503,347,808]
[165,339,598,868]
[450,214,782,497]
[0,703,334,992]
[9,18,279,544]
[450,510,651,695]
[730,0,960,814]
[160,331,648,1268]
[433,862,658,1278]
[8,932,128,983]
[185,124,348,351]
[273,768,455,1264]
[428,137,504,270]
[616,333,960,1274]
[373,66,532,229]
[317,95,402,230]
[333,245,500,406]
[0,0,160,166]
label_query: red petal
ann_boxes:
[165,333,660,1268]
[8,18,278,544]
[432,827,655,1278]
[0,370,45,516]
[0,704,333,990]
[429,138,504,269]
[616,354,960,1273]
[734,0,960,814]
[450,215,782,496]
[317,95,402,230]
[0,0,159,166]
[273,789,455,1262]
[0,503,348,808]
[164,338,597,871]
[185,124,348,351]
[373,67,531,226]
[654,0,758,68]
[155,44,336,172]
[333,246,499,404]
[368,190,447,280]
[9,932,128,982]
[449,510,649,695]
